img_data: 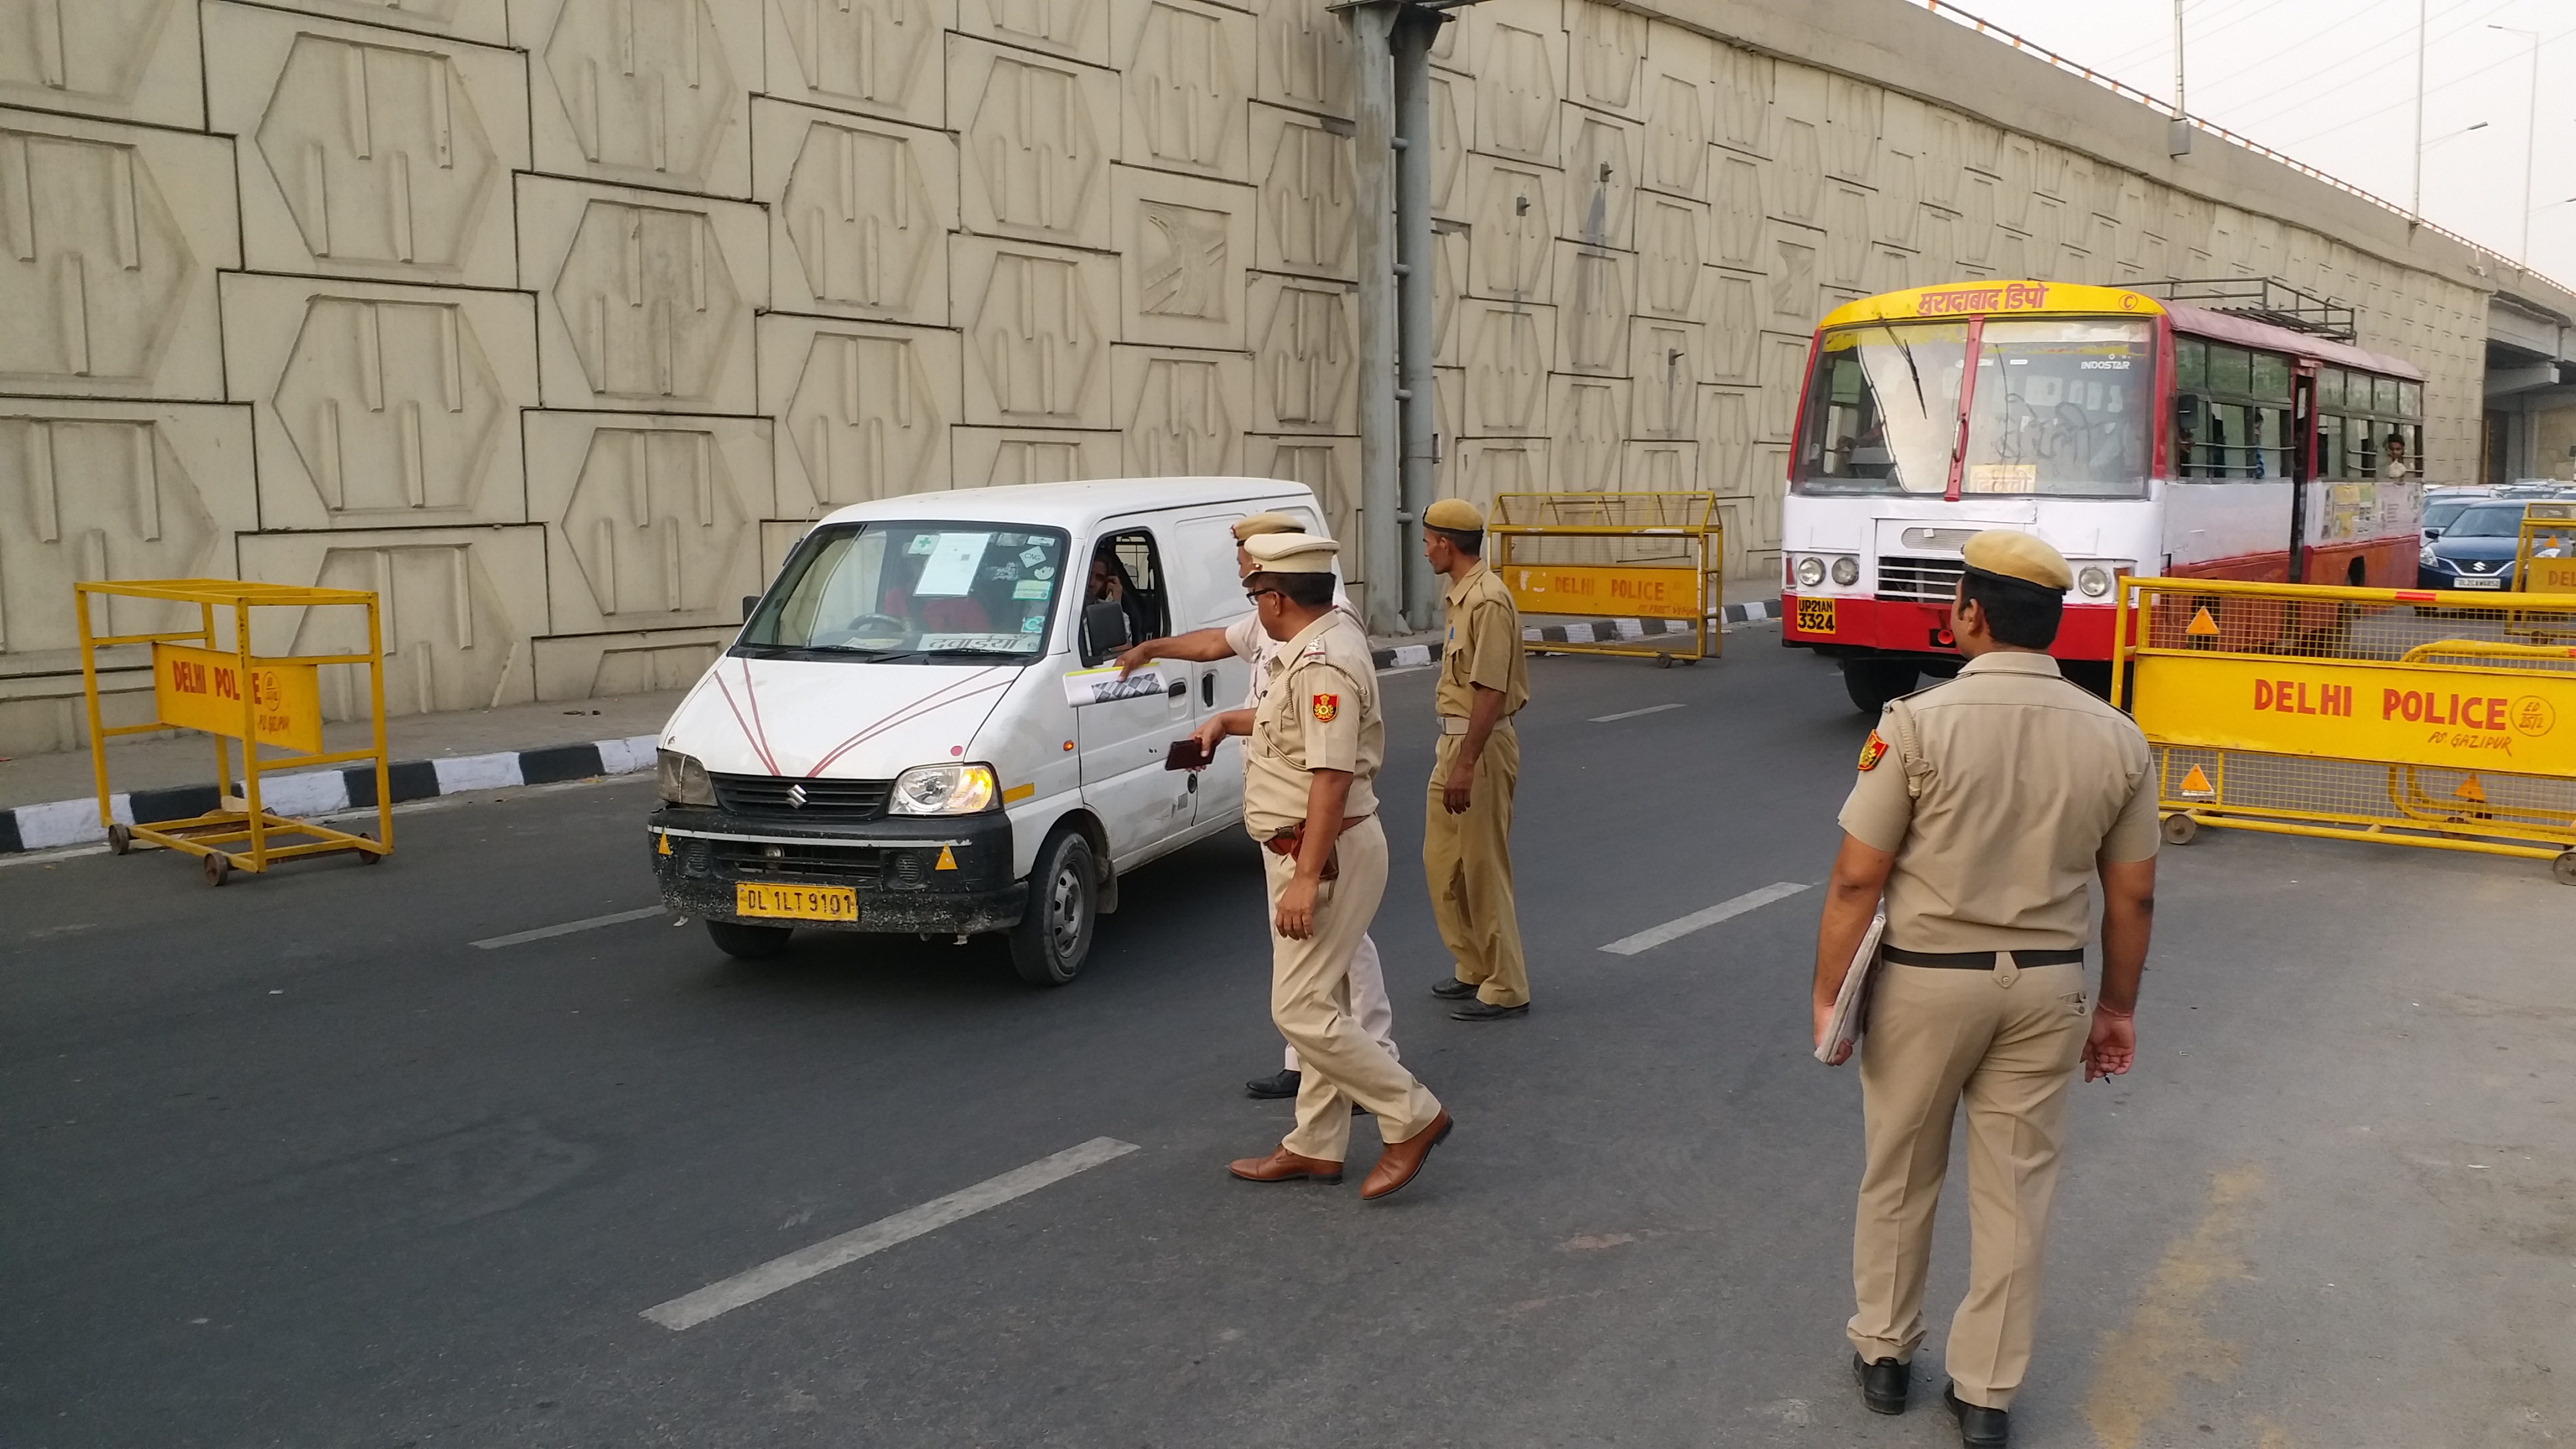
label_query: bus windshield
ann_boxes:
[1792,317,2156,498]
[735,522,1072,663]
[1961,319,2154,497]
[1792,323,1968,495]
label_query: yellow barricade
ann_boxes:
[76,579,392,886]
[1489,492,1723,663]
[2113,576,2576,883]
[2513,501,2576,595]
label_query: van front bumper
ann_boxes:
[648,806,1026,934]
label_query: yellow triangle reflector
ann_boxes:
[2185,607,2220,637]
[2454,775,2487,804]
[2177,765,2214,798]
[935,845,959,870]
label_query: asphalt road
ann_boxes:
[4,629,2570,1448]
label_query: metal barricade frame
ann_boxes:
[1488,492,1724,662]
[2113,575,2576,881]
[2513,500,2576,595]
[75,579,391,885]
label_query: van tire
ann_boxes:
[707,920,792,959]
[1010,828,1097,986]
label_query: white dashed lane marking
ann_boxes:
[1599,882,1812,956]
[471,906,667,949]
[643,1137,1142,1331]
[1589,702,1685,723]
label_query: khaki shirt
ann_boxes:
[1839,652,2159,952]
[1244,610,1383,835]
[1435,561,1528,721]
[1223,593,1355,711]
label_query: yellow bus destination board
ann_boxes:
[2130,654,2572,775]
[153,643,325,755]
[1502,564,1702,620]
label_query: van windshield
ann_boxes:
[736,522,1072,662]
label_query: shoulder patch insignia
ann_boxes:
[1300,641,1330,660]
[1311,693,1339,723]
[1857,730,1889,772]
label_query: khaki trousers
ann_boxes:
[1263,817,1443,1162]
[1423,727,1528,1007]
[1286,931,1395,1071]
[1849,960,2091,1412]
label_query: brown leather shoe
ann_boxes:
[1360,1110,1453,1200]
[1228,1147,1343,1184]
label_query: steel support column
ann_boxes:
[1347,2,1403,634]
[1392,9,1441,631]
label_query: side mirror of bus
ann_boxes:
[2174,392,2203,433]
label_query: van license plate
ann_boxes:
[737,882,859,922]
[1796,597,1837,634]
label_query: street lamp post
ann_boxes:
[2489,25,2542,264]
[2416,120,2490,220]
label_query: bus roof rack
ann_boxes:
[2137,277,2357,344]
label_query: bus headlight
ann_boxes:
[2076,566,2113,598]
[1794,556,1827,589]
[1830,556,1860,586]
[890,762,998,815]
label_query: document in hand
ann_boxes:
[1063,661,1174,707]
[1815,912,1887,1067]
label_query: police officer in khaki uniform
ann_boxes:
[1418,498,1533,1021]
[1809,532,2159,1449]
[1114,514,1402,1100]
[1218,533,1454,1200]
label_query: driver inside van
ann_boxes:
[1089,548,1156,647]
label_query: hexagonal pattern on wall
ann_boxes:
[255,35,501,269]
[781,118,941,314]
[550,199,746,403]
[0,129,195,386]
[274,295,506,515]
[543,0,737,188]
[559,425,751,619]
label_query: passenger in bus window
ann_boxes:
[2384,431,2409,480]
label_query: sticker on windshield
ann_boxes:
[1034,566,1055,580]
[1020,615,1046,632]
[913,533,992,596]
[919,632,1034,652]
[1012,579,1051,600]
[1020,546,1047,566]
[906,534,938,555]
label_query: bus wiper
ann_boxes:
[1892,330,1931,418]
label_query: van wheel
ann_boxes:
[707,920,792,959]
[1841,659,1918,714]
[1010,828,1097,986]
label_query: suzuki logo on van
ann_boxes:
[787,783,808,808]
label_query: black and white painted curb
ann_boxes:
[1370,598,1781,667]
[0,734,661,856]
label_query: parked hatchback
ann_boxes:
[2417,500,2530,591]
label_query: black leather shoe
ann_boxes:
[1245,1069,1300,1100]
[1450,998,1529,1021]
[1430,978,1479,1000]
[1852,1354,1908,1415]
[1943,1383,2008,1448]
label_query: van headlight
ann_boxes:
[657,749,715,806]
[889,762,998,815]
[1794,555,1827,589]
[1829,555,1860,586]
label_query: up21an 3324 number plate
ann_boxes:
[1795,597,1837,634]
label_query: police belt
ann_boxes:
[1261,815,1372,880]
[1880,945,2085,970]
[1437,715,1517,736]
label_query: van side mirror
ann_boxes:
[1081,599,1130,664]
[2174,392,2203,433]
[741,594,760,623]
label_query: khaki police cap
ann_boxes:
[1961,529,2073,593]
[1423,498,1484,532]
[1233,512,1302,541]
[1243,531,1339,574]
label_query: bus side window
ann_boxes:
[2347,415,2378,479]
[2317,415,2345,479]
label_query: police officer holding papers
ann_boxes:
[1418,498,1533,1021]
[1218,532,1453,1200]
[1114,515,1402,1101]
[1809,531,2159,1449]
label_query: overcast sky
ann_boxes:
[1929,0,2575,292]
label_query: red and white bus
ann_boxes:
[1777,281,2427,709]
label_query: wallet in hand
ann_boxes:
[1164,738,1214,771]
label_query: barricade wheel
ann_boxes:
[2554,851,2576,887]
[356,831,382,865]
[202,851,231,887]
[2161,814,2199,846]
[107,824,131,856]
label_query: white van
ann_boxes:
[650,477,1336,983]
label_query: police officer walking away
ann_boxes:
[1221,532,1453,1200]
[1809,531,2158,1448]
[1419,498,1533,1021]
[1113,513,1401,1100]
